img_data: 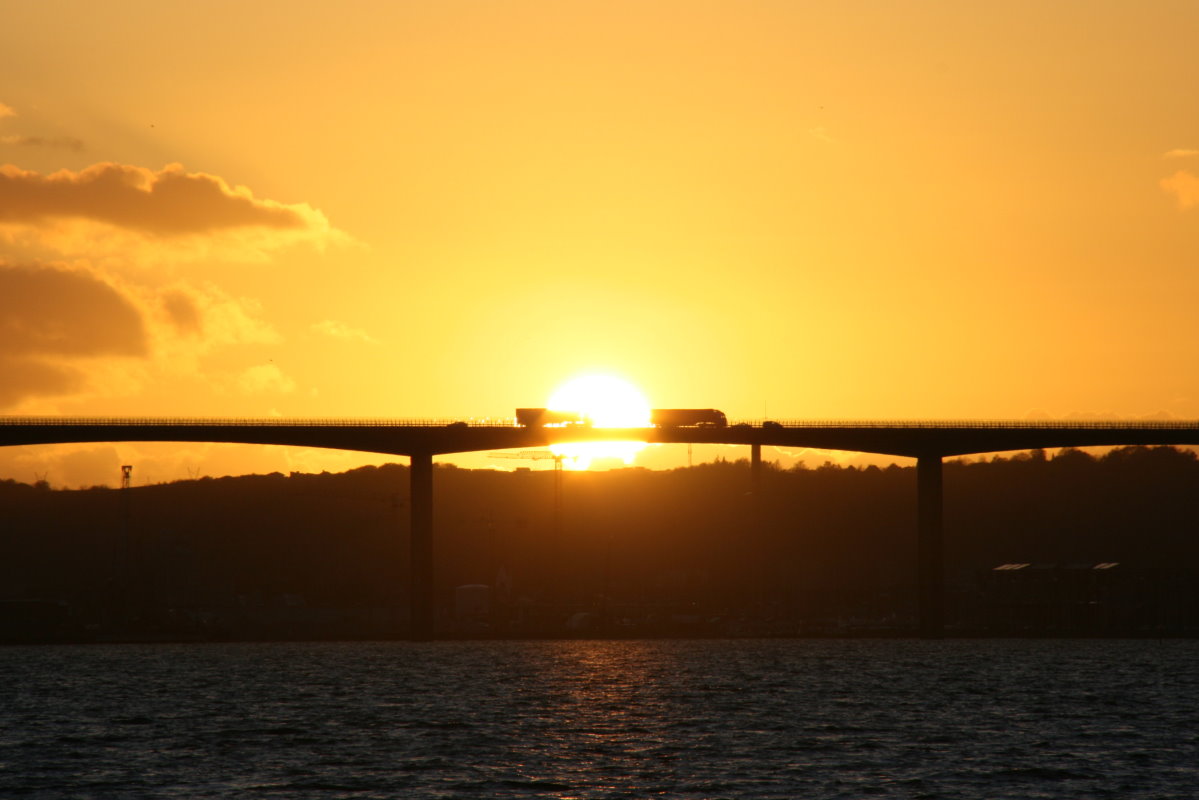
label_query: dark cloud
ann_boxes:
[0,264,148,407]
[162,289,202,335]
[0,264,147,358]
[0,357,84,406]
[0,162,328,236]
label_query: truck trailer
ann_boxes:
[649,408,728,428]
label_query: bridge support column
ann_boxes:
[917,455,944,638]
[750,443,762,495]
[750,441,766,605]
[409,451,434,641]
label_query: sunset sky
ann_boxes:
[2,1,1198,486]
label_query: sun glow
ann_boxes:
[547,374,650,469]
[547,374,652,427]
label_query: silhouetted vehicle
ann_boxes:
[515,408,588,427]
[651,409,728,428]
[762,420,784,431]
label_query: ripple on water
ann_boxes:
[0,639,1198,799]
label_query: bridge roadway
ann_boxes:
[4,417,1199,638]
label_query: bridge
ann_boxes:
[4,416,1199,639]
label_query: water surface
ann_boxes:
[2,639,1196,798]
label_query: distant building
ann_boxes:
[979,561,1199,634]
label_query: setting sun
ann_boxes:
[547,374,650,469]
[547,375,651,428]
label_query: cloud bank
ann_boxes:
[0,263,148,406]
[0,162,333,237]
[0,261,289,409]
[0,158,347,411]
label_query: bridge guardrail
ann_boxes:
[0,417,507,427]
[1,417,1198,430]
[756,419,1199,430]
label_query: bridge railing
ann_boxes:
[0,417,500,427]
[1,417,1197,430]
[755,419,1199,430]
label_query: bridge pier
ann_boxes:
[917,454,944,638]
[750,442,762,495]
[749,442,766,605]
[409,451,434,641]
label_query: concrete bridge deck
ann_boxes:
[4,417,1199,457]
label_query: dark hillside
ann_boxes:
[1,446,1196,639]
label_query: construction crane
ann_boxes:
[488,449,572,471]
[487,450,573,523]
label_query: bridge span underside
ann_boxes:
[5,420,1199,458]
[3,418,1199,639]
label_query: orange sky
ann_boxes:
[2,1,1198,486]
